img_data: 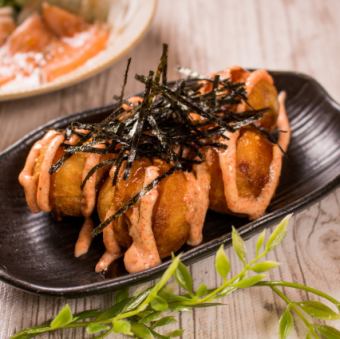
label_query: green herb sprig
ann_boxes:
[12,215,340,339]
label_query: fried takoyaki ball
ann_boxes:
[51,152,87,218]
[19,130,65,214]
[207,126,274,214]
[207,68,290,219]
[96,159,209,273]
[19,130,108,218]
[19,130,113,258]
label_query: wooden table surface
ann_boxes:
[1,1,340,338]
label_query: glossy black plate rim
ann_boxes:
[0,70,339,297]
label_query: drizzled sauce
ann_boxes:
[95,167,121,273]
[74,217,94,258]
[184,163,210,246]
[19,130,59,212]
[81,144,105,217]
[75,143,107,258]
[124,166,161,273]
[36,133,64,212]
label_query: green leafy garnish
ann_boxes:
[50,305,73,328]
[12,215,340,339]
[279,307,294,339]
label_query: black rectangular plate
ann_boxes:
[0,71,339,297]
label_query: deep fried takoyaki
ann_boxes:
[206,67,290,219]
[96,160,209,273]
[18,130,110,256]
[18,45,290,274]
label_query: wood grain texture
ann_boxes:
[0,0,340,338]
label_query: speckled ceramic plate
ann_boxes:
[0,71,339,296]
[0,0,157,102]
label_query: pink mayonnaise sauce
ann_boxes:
[74,217,94,257]
[75,143,106,258]
[184,162,211,246]
[36,132,65,212]
[95,208,121,273]
[75,142,109,257]
[124,166,161,273]
[81,143,105,217]
[95,166,121,272]
[18,130,59,212]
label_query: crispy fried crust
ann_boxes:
[208,68,281,215]
[97,160,191,259]
[51,152,86,217]
[31,145,108,218]
[235,127,273,198]
[207,150,228,213]
[152,164,190,257]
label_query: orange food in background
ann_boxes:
[0,15,15,46]
[0,2,110,88]
[41,3,87,37]
[44,25,109,82]
[8,14,54,53]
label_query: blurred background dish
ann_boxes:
[0,0,157,101]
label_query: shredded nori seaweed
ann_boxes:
[49,44,270,236]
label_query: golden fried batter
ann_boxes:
[97,160,192,259]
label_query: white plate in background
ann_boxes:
[0,0,157,101]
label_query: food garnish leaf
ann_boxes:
[165,328,184,337]
[215,244,230,278]
[279,307,294,339]
[251,261,280,273]
[131,323,153,339]
[73,309,101,321]
[196,283,208,297]
[50,304,73,328]
[315,325,340,339]
[298,301,340,320]
[265,214,291,252]
[175,261,193,293]
[86,323,111,334]
[255,229,266,257]
[95,298,132,321]
[150,296,169,312]
[151,316,177,328]
[113,319,132,335]
[233,274,266,289]
[231,226,247,264]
